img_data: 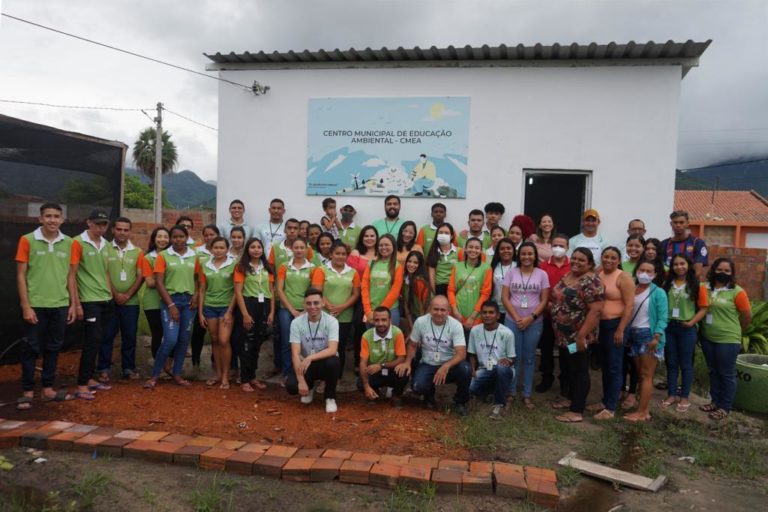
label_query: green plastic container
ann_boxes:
[734,354,768,413]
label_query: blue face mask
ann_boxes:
[637,272,654,285]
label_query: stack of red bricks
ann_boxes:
[0,419,560,509]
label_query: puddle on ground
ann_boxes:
[0,482,57,511]
[559,430,642,512]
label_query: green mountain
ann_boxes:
[126,167,216,209]
[676,158,768,197]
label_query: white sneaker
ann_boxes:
[300,388,315,404]
[325,398,337,413]
[489,404,503,420]
[385,387,393,398]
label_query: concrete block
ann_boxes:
[339,460,374,485]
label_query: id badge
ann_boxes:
[486,358,495,369]
[706,314,713,324]
[119,270,128,282]
[381,368,389,376]
[258,293,265,303]
[433,351,440,363]
[672,308,680,319]
[567,342,578,354]
[521,295,528,309]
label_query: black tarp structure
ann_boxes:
[0,114,126,363]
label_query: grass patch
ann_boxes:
[555,465,581,488]
[386,484,437,512]
[189,474,235,512]
[69,471,111,511]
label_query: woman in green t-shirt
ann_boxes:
[448,237,492,332]
[699,258,752,420]
[276,237,316,377]
[234,237,275,392]
[198,237,236,390]
[362,234,404,326]
[622,234,645,278]
[426,223,461,296]
[142,227,170,359]
[312,240,360,377]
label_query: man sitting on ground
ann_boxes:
[468,301,516,420]
[285,288,341,413]
[358,306,409,407]
[395,295,472,416]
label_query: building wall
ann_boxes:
[217,65,682,244]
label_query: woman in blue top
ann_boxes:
[624,257,668,422]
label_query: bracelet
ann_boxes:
[167,303,176,308]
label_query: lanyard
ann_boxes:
[384,219,398,234]
[269,222,284,241]
[495,263,512,282]
[518,268,535,291]
[249,264,265,291]
[482,327,499,356]
[671,282,687,309]
[430,320,447,348]
[455,263,479,293]
[307,315,323,345]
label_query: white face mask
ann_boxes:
[637,272,654,285]
[551,246,567,258]
[436,233,451,245]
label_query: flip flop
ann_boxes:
[625,413,652,423]
[699,403,718,413]
[586,402,605,412]
[551,401,571,410]
[88,383,112,392]
[241,383,255,393]
[219,382,230,390]
[41,390,74,402]
[143,379,157,390]
[205,378,219,387]
[555,414,583,423]
[173,376,191,387]
[252,379,267,390]
[16,396,33,410]
[708,409,729,420]
[676,402,691,413]
[660,398,676,409]
[74,391,96,401]
[523,398,535,410]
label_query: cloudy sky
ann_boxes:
[1,0,766,182]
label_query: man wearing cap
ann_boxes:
[372,195,404,237]
[395,295,472,416]
[660,210,708,278]
[338,204,361,250]
[71,210,115,400]
[358,306,409,407]
[410,153,437,196]
[568,209,608,263]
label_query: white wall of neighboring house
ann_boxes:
[216,64,682,245]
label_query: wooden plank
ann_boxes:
[558,451,667,492]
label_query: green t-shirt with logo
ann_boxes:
[280,261,316,311]
[456,232,492,251]
[434,248,460,285]
[452,261,490,319]
[419,224,438,253]
[367,260,400,311]
[318,265,358,323]
[74,234,112,303]
[667,283,697,322]
[701,284,750,344]
[339,224,361,250]
[362,325,404,365]
[159,248,198,295]
[240,263,273,300]
[18,231,73,308]
[141,251,162,310]
[201,258,235,308]
[106,243,143,306]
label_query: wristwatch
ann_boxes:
[531,313,538,320]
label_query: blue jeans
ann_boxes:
[599,318,625,411]
[98,303,139,375]
[412,178,434,194]
[506,318,544,398]
[278,307,299,377]
[628,327,664,360]
[470,365,514,405]
[21,307,67,391]
[412,361,472,405]
[152,294,195,377]
[665,321,698,399]
[700,337,741,412]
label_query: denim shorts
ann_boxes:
[203,305,229,319]
[627,327,664,360]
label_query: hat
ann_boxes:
[88,210,110,222]
[341,204,356,212]
[582,209,600,220]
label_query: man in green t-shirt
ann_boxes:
[15,202,78,409]
[416,202,447,253]
[372,195,404,237]
[338,204,361,250]
[97,217,145,381]
[71,209,114,400]
[395,296,472,416]
[457,209,491,250]
[358,307,409,407]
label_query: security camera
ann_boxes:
[252,81,271,95]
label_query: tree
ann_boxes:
[123,175,171,209]
[132,127,179,181]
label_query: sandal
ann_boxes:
[143,379,157,390]
[552,400,571,410]
[205,378,219,387]
[97,372,111,384]
[88,383,112,392]
[16,396,33,410]
[74,391,96,401]
[660,397,676,409]
[252,379,267,390]
[219,382,230,390]
[41,390,74,402]
[699,403,718,413]
[676,402,691,413]
[624,412,652,423]
[708,409,729,420]
[555,413,583,423]
[173,376,191,387]
[594,409,615,420]
[620,396,637,410]
[523,398,535,410]
[241,383,255,393]
[586,402,606,412]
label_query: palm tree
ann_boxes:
[132,127,178,181]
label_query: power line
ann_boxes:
[681,157,768,171]
[679,141,768,146]
[164,107,218,131]
[1,12,253,92]
[0,98,150,111]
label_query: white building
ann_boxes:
[207,40,710,243]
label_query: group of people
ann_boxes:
[16,195,751,423]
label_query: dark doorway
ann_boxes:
[523,170,589,238]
